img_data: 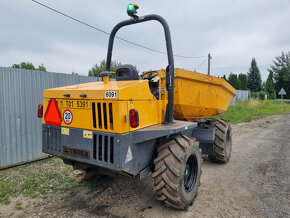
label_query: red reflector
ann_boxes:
[38,104,43,118]
[129,109,139,128]
[44,99,62,126]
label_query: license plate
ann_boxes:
[63,100,91,109]
[63,146,90,159]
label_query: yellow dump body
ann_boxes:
[172,69,236,121]
[42,68,235,134]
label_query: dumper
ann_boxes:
[39,4,235,210]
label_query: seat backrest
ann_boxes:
[116,64,139,81]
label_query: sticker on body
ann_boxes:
[63,110,73,125]
[105,91,118,98]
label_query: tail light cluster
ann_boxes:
[38,104,43,118]
[129,109,139,128]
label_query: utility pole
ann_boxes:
[208,53,212,76]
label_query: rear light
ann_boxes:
[129,109,139,128]
[38,104,43,118]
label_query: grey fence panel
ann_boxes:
[0,67,100,168]
[230,90,250,105]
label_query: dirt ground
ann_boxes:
[4,114,290,217]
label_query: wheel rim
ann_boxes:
[184,155,198,192]
[225,129,231,158]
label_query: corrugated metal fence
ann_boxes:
[230,90,250,105]
[0,67,100,168]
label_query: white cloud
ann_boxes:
[0,0,289,81]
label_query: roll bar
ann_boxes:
[103,14,174,124]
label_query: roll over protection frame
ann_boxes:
[104,14,175,124]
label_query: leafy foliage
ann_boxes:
[11,62,47,72]
[88,60,122,78]
[222,74,228,82]
[247,58,262,92]
[238,73,248,90]
[269,51,290,99]
[228,73,241,89]
[264,71,276,99]
[251,91,267,100]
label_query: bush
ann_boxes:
[251,92,259,99]
[258,91,266,100]
[251,91,267,100]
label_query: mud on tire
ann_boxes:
[209,119,232,163]
[152,135,202,210]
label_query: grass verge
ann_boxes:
[214,99,290,124]
[0,158,97,206]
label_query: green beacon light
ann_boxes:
[127,4,139,19]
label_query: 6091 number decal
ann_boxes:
[105,91,118,98]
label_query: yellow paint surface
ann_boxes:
[42,68,235,133]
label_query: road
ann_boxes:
[19,114,290,217]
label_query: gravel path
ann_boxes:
[13,114,290,217]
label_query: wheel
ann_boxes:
[152,135,202,210]
[209,119,232,163]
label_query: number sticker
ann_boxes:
[63,110,73,125]
[105,91,118,98]
[63,100,90,109]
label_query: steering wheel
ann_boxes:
[141,71,159,80]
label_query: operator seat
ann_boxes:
[116,64,139,81]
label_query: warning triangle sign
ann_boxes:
[125,146,133,163]
[278,88,286,95]
[44,99,62,126]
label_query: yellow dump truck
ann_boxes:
[39,5,235,210]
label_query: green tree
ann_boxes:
[269,51,290,99]
[11,62,47,72]
[247,58,262,92]
[228,73,241,89]
[222,74,228,82]
[238,73,248,90]
[88,60,122,78]
[264,71,275,99]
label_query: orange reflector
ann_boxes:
[44,99,62,126]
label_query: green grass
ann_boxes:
[0,158,97,205]
[214,99,290,124]
[14,201,23,210]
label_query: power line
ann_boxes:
[31,0,207,59]
[193,58,208,71]
[186,65,269,70]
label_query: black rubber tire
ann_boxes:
[209,119,232,163]
[152,135,202,210]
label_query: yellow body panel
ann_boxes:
[173,69,236,120]
[42,68,235,133]
[44,80,155,100]
[43,80,166,133]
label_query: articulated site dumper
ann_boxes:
[39,4,235,210]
